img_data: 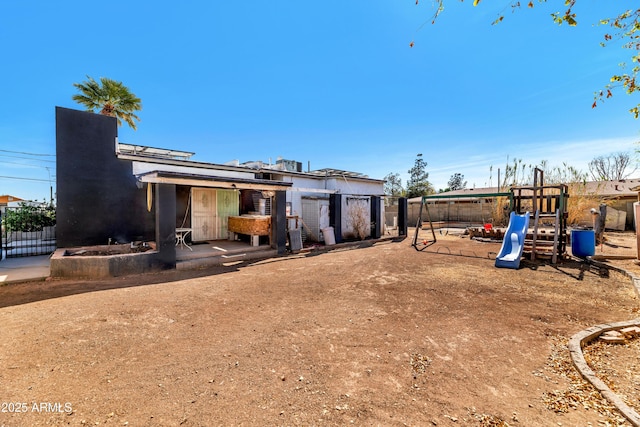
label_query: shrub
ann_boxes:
[2,203,56,233]
[565,182,603,226]
[347,198,369,240]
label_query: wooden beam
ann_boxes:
[139,173,291,191]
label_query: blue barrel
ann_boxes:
[571,229,595,258]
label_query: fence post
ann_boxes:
[0,209,3,261]
[635,203,640,261]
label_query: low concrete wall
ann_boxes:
[50,246,163,278]
[7,226,56,242]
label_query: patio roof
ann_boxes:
[137,170,293,191]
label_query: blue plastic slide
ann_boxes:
[495,211,530,269]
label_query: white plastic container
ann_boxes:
[322,227,336,245]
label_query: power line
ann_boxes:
[0,154,56,163]
[0,149,55,157]
[0,175,51,183]
[0,160,55,169]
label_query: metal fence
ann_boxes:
[1,206,56,259]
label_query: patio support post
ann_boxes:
[330,194,343,243]
[398,197,408,236]
[155,183,177,268]
[272,190,287,255]
[370,196,382,239]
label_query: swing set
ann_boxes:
[411,191,513,252]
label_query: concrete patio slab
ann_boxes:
[0,255,51,284]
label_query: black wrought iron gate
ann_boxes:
[1,206,56,259]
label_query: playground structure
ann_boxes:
[511,168,569,264]
[412,168,570,266]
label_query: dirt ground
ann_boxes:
[1,230,640,426]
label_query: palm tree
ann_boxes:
[72,76,142,130]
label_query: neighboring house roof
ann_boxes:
[0,195,24,204]
[586,179,640,198]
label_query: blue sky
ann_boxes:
[1,0,639,201]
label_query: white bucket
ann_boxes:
[322,227,336,245]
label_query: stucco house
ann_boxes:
[55,107,405,271]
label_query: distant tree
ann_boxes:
[406,154,434,198]
[417,2,640,118]
[446,173,467,191]
[588,152,637,181]
[383,172,404,196]
[72,76,142,130]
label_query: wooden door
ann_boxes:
[216,189,239,238]
[191,188,217,241]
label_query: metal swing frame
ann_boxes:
[411,192,514,252]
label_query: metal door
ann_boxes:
[301,198,330,242]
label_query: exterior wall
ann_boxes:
[281,175,384,241]
[274,173,385,241]
[56,107,155,247]
[326,178,384,195]
[176,186,191,228]
[281,175,329,221]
